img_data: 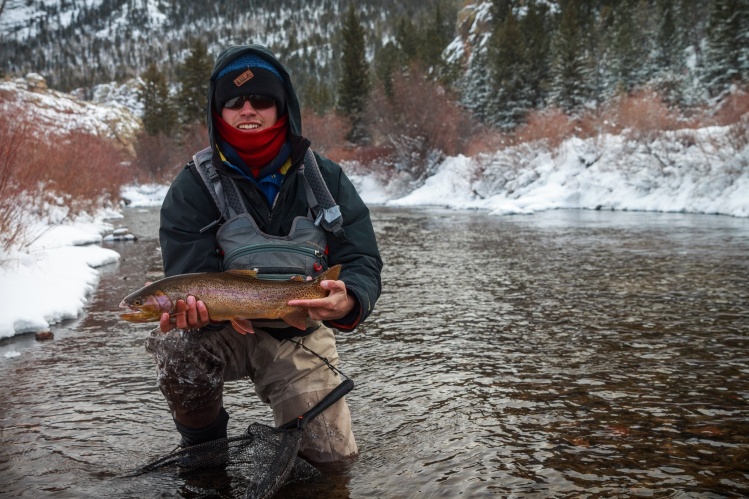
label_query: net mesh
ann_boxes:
[132,422,320,499]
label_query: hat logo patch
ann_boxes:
[234,69,254,86]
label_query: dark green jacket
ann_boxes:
[159,44,382,330]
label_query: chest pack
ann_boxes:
[191,147,347,279]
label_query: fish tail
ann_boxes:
[315,264,341,283]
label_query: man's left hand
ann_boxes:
[287,279,355,322]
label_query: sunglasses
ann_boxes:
[223,94,276,110]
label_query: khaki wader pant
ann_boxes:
[185,322,357,463]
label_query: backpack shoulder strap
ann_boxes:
[191,147,248,232]
[300,148,347,242]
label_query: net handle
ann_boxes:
[278,378,354,430]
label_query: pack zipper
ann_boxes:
[222,244,324,270]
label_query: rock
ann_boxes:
[35,331,54,341]
[25,73,48,92]
[104,228,138,241]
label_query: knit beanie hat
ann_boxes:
[213,54,286,115]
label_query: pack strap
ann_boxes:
[192,147,248,232]
[300,148,348,242]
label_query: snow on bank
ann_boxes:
[376,125,749,218]
[121,183,170,207]
[0,212,123,340]
[0,182,172,342]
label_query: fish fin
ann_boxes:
[315,264,341,283]
[281,308,309,330]
[226,269,258,278]
[231,318,255,334]
[290,275,305,282]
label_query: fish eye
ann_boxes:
[133,299,142,306]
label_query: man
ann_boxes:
[145,44,382,464]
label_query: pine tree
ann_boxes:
[603,0,651,95]
[139,63,179,137]
[175,38,213,125]
[303,78,335,115]
[488,9,532,128]
[337,5,370,143]
[520,1,551,109]
[491,0,512,24]
[654,0,680,71]
[548,0,593,111]
[419,3,454,79]
[701,0,749,98]
[374,41,402,98]
[648,0,690,105]
[460,48,494,123]
[395,17,420,64]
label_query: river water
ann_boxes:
[1,206,748,498]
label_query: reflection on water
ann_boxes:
[1,206,747,497]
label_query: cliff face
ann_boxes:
[0,73,142,157]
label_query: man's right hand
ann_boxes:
[160,295,210,332]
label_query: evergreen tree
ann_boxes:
[303,78,335,115]
[395,16,420,64]
[603,0,651,95]
[419,3,454,79]
[488,9,532,128]
[701,0,749,98]
[548,0,593,110]
[374,41,402,98]
[175,38,213,125]
[460,48,494,123]
[337,5,370,143]
[654,0,680,71]
[520,1,551,109]
[139,63,179,137]
[491,0,512,24]
[649,0,690,105]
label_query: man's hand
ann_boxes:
[160,295,210,332]
[288,279,355,322]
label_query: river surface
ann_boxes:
[1,206,748,498]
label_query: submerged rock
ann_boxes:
[35,331,54,341]
[104,228,138,241]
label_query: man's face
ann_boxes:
[220,94,278,132]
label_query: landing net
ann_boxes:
[131,422,318,499]
[130,376,354,499]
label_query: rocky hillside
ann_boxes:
[0,73,142,155]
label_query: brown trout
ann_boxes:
[119,265,341,334]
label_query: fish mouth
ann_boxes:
[119,300,160,322]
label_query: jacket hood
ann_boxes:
[207,45,302,151]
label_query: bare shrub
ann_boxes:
[324,144,395,174]
[301,109,349,156]
[133,131,186,183]
[48,131,130,212]
[514,108,575,149]
[711,86,749,126]
[576,100,628,138]
[463,127,508,157]
[0,103,131,254]
[0,113,39,252]
[698,111,749,176]
[607,91,683,141]
[179,122,209,160]
[367,67,478,182]
[727,114,749,152]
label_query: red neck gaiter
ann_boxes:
[213,112,289,173]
